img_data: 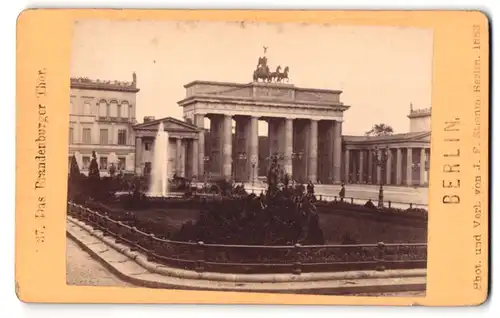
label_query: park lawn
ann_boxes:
[102,203,426,244]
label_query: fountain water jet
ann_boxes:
[149,122,169,197]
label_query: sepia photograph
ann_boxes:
[65,20,432,296]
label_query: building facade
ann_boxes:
[341,106,431,186]
[68,77,431,187]
[68,74,139,176]
[133,117,201,178]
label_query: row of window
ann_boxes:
[70,101,133,119]
[69,156,127,171]
[98,102,131,118]
[69,128,128,145]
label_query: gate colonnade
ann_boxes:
[178,80,349,184]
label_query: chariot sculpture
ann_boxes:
[253,46,290,83]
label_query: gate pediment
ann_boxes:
[134,116,200,133]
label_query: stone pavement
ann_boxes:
[66,237,134,287]
[243,183,428,209]
[66,216,426,295]
[67,236,426,297]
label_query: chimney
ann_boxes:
[143,116,155,123]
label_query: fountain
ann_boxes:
[149,122,169,197]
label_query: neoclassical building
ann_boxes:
[177,80,346,185]
[68,76,430,186]
[133,116,201,178]
[68,74,139,175]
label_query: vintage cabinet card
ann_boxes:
[15,9,489,305]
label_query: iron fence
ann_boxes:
[154,192,427,210]
[313,194,427,210]
[68,202,427,274]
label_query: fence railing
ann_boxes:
[313,194,427,210]
[150,191,427,210]
[68,202,427,274]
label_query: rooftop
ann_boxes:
[70,72,140,93]
[133,116,200,132]
[408,105,431,118]
[183,80,343,94]
[179,80,347,109]
[343,131,430,144]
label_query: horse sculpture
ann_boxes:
[253,53,290,83]
[276,66,290,83]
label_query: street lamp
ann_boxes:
[250,155,258,187]
[234,152,247,182]
[370,146,389,208]
[202,155,210,183]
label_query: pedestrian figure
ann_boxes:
[306,180,314,195]
[339,183,346,202]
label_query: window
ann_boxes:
[82,128,91,144]
[100,129,108,145]
[99,101,107,117]
[83,102,91,116]
[110,101,118,118]
[99,157,108,170]
[121,103,129,118]
[82,156,90,169]
[117,105,121,118]
[145,142,151,151]
[118,157,126,170]
[69,128,74,144]
[117,129,127,145]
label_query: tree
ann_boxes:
[365,124,394,136]
[68,154,83,201]
[69,154,80,180]
[88,151,100,179]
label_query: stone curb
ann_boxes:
[67,226,426,295]
[68,229,426,295]
[67,216,426,284]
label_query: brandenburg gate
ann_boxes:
[178,80,349,183]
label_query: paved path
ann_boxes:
[66,237,134,287]
[65,217,426,296]
[66,228,425,297]
[243,183,428,209]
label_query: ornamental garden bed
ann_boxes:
[72,202,427,274]
[81,194,427,245]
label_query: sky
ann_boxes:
[70,20,433,136]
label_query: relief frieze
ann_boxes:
[254,86,294,100]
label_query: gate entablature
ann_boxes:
[179,80,349,122]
